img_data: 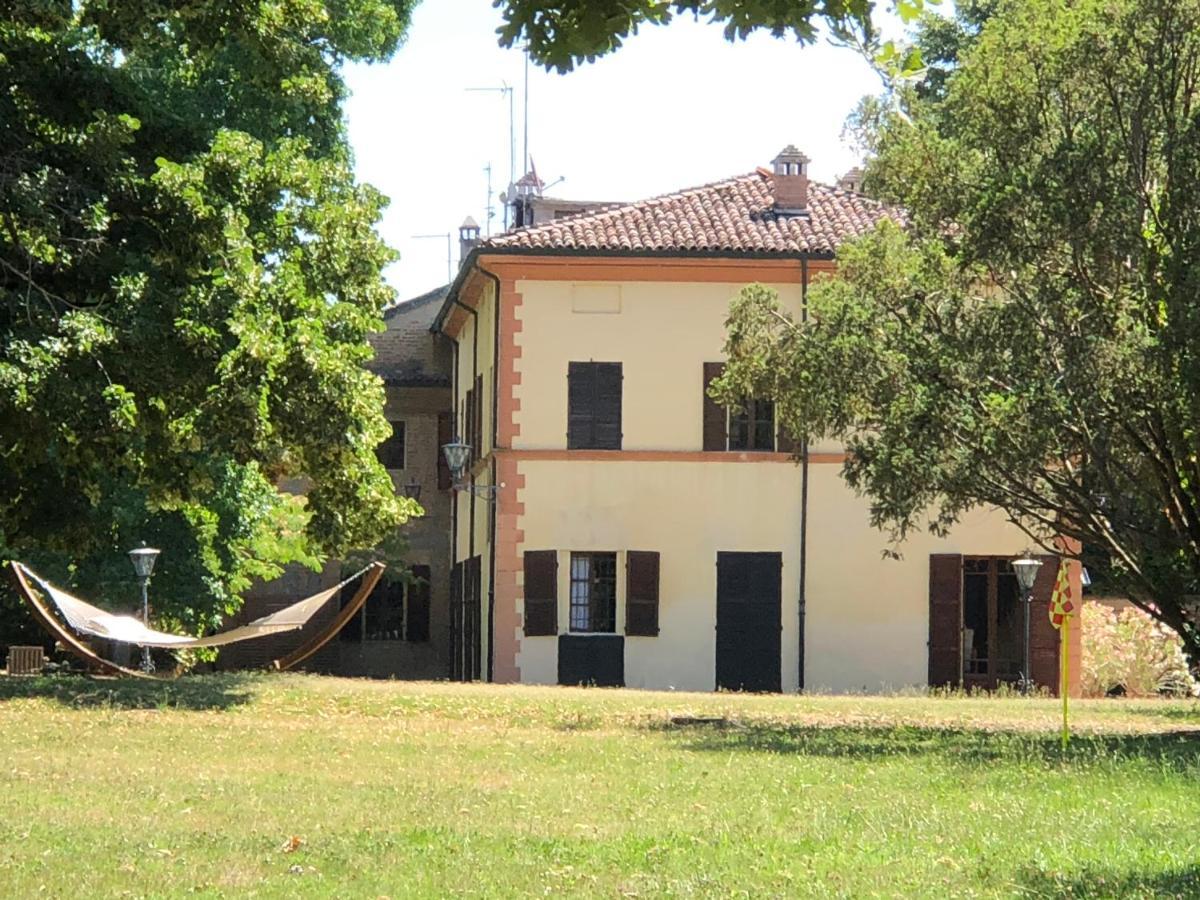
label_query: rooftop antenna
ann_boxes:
[411,232,452,284]
[523,48,530,177]
[484,163,495,237]
[466,83,515,228]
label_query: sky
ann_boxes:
[344,0,892,301]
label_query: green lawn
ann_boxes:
[0,676,1197,898]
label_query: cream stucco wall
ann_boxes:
[804,464,1031,692]
[514,458,804,691]
[513,279,805,450]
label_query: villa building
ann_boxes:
[432,147,1082,694]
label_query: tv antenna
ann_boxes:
[411,232,452,284]
[466,83,515,228]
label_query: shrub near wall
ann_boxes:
[1081,600,1197,696]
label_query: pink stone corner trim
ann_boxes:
[492,454,525,683]
[497,281,523,447]
[492,277,525,683]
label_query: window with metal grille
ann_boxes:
[376,420,406,469]
[569,552,617,633]
[728,399,774,451]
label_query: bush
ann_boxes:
[1080,600,1198,697]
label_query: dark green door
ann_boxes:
[716,552,782,692]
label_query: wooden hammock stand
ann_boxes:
[6,561,385,680]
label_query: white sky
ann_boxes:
[344,0,892,301]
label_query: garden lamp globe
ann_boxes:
[129,543,161,580]
[1012,553,1043,592]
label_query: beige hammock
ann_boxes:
[8,560,385,677]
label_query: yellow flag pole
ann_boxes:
[1060,613,1071,751]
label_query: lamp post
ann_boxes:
[128,543,161,673]
[1012,551,1044,695]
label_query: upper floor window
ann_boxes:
[567,362,622,450]
[728,399,775,451]
[377,420,406,469]
[703,362,793,453]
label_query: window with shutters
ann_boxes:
[376,421,406,469]
[728,399,775,451]
[704,363,788,452]
[569,552,617,633]
[567,362,622,449]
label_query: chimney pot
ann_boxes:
[771,145,811,214]
[837,167,865,194]
[459,216,480,262]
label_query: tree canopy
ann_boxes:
[1,1,419,635]
[495,0,931,74]
[718,0,1200,669]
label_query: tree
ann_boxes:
[717,0,1200,671]
[494,0,930,75]
[1,1,420,636]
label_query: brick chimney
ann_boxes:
[459,216,480,262]
[771,145,811,214]
[837,166,864,194]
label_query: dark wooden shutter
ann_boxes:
[1029,555,1061,693]
[928,554,963,688]
[568,362,622,450]
[593,363,622,449]
[567,362,594,449]
[406,565,431,642]
[523,550,558,636]
[437,410,452,490]
[464,387,474,460]
[703,362,727,451]
[474,373,484,457]
[625,551,660,636]
[468,555,482,679]
[449,562,463,679]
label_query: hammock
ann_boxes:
[8,560,385,675]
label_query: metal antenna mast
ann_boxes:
[483,163,495,237]
[465,83,515,228]
[523,49,530,177]
[411,232,452,284]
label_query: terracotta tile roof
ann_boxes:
[482,168,901,256]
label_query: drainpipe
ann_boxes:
[798,256,810,693]
[449,339,459,679]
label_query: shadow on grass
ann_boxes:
[0,673,257,710]
[663,722,1200,771]
[1018,865,1200,898]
